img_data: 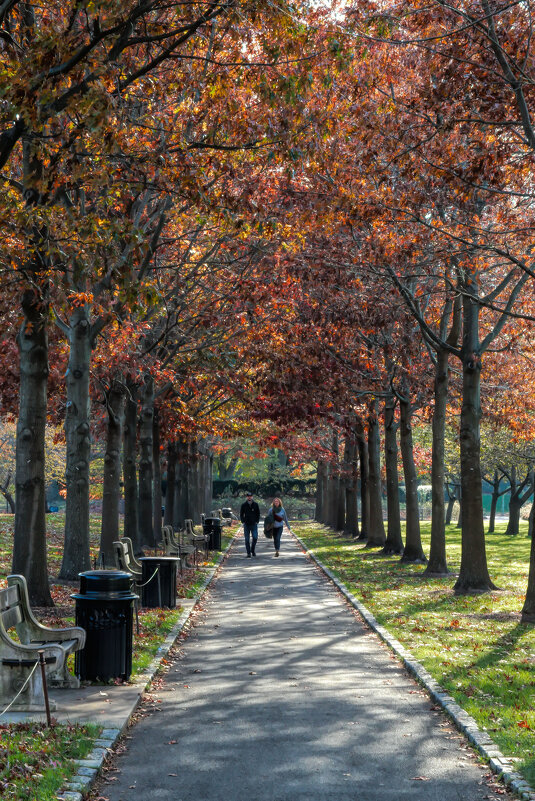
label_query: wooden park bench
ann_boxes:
[0,574,85,711]
[184,519,209,557]
[161,525,196,570]
[113,539,142,581]
[122,536,142,571]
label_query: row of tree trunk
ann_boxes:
[12,296,213,602]
[99,380,213,567]
[315,398,426,564]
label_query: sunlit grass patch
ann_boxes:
[295,520,535,786]
[131,607,182,676]
[0,721,100,800]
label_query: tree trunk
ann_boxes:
[315,459,327,523]
[445,492,456,525]
[505,467,532,536]
[1,474,16,514]
[322,463,332,527]
[366,401,386,547]
[208,452,214,512]
[528,477,535,540]
[123,380,141,553]
[194,442,203,523]
[327,468,340,529]
[336,467,346,531]
[507,497,522,536]
[99,381,125,568]
[356,418,369,540]
[399,395,426,563]
[344,436,359,538]
[198,443,206,519]
[507,489,532,536]
[185,442,195,521]
[521,505,535,621]
[173,442,187,529]
[13,286,53,606]
[454,291,496,594]
[164,441,176,527]
[382,395,403,555]
[190,442,201,524]
[425,347,450,575]
[138,374,155,548]
[152,408,162,546]
[59,305,92,580]
[487,470,501,534]
[216,454,239,481]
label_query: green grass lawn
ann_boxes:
[0,721,101,800]
[294,520,535,786]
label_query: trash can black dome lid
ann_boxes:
[72,569,137,600]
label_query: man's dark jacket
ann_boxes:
[240,500,260,525]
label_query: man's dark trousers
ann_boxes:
[244,523,258,556]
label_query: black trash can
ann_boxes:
[203,517,222,551]
[221,508,232,519]
[72,570,137,682]
[139,556,178,608]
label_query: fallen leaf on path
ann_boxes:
[411,776,430,781]
[168,773,178,777]
[168,740,178,744]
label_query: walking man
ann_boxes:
[240,492,260,557]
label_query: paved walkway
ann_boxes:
[93,531,510,801]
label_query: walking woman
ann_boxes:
[267,497,291,557]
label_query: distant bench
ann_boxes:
[0,574,85,711]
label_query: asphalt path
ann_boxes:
[97,530,506,801]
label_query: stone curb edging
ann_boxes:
[292,531,535,801]
[57,538,234,801]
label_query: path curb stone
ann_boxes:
[57,540,234,801]
[293,531,535,801]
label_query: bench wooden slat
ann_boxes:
[0,585,20,611]
[2,656,55,667]
[2,605,23,630]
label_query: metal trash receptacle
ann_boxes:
[139,556,178,608]
[203,517,222,551]
[72,570,137,682]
